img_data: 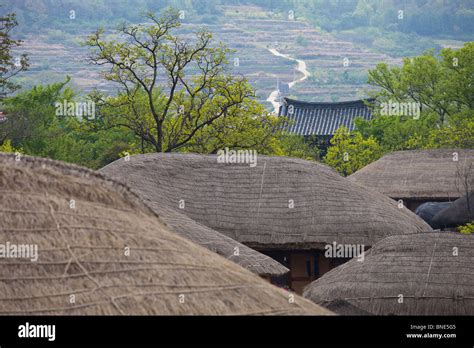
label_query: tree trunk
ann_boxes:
[156,120,163,152]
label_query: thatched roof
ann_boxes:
[322,299,370,316]
[0,153,331,315]
[348,149,474,200]
[433,192,474,228]
[303,232,474,315]
[101,153,431,250]
[141,205,289,277]
[99,160,288,277]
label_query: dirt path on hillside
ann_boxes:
[266,48,310,114]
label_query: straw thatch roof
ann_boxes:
[433,192,474,228]
[348,149,474,200]
[101,153,431,250]
[303,232,474,315]
[99,160,288,277]
[0,153,331,315]
[142,205,289,277]
[322,299,370,316]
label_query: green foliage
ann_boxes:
[5,0,473,42]
[2,0,224,34]
[323,127,383,177]
[274,134,320,161]
[282,0,474,39]
[1,78,73,153]
[405,112,474,150]
[0,139,22,153]
[181,100,286,155]
[358,42,474,152]
[0,78,134,169]
[355,113,438,151]
[85,9,270,154]
[459,222,474,234]
[0,11,29,100]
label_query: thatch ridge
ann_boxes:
[3,154,287,276]
[348,149,474,200]
[322,299,370,316]
[101,153,432,250]
[0,152,330,315]
[138,204,289,277]
[303,232,474,315]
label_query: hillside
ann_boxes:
[11,4,405,109]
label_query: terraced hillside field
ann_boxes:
[14,5,401,109]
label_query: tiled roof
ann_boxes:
[279,98,374,136]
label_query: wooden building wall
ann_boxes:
[263,250,349,294]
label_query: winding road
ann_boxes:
[266,48,311,114]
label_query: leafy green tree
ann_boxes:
[323,126,383,176]
[2,78,78,150]
[459,222,474,234]
[355,113,438,151]
[181,100,285,154]
[359,42,474,151]
[405,111,474,150]
[0,11,29,100]
[368,43,474,123]
[0,79,72,150]
[0,139,22,153]
[1,78,133,168]
[86,9,260,153]
[275,134,320,161]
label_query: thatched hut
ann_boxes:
[303,232,474,315]
[348,149,474,211]
[145,204,289,278]
[0,153,330,315]
[432,192,474,229]
[321,299,370,316]
[101,153,431,293]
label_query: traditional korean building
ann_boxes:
[304,232,474,315]
[278,97,374,148]
[102,153,432,294]
[0,153,327,315]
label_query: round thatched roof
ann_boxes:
[348,149,474,200]
[0,153,330,315]
[303,232,474,315]
[99,159,288,277]
[321,299,370,316]
[101,153,431,250]
[433,192,474,228]
[142,204,289,277]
